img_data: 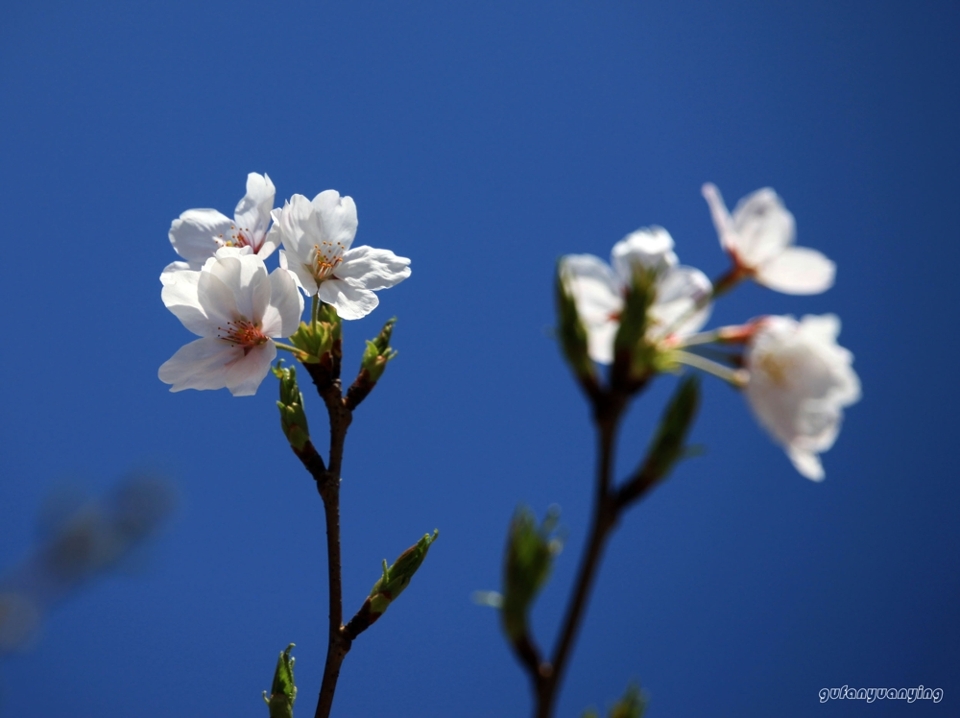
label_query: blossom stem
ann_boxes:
[311,294,320,330]
[673,350,747,387]
[274,342,304,355]
[675,328,725,348]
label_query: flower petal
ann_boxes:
[611,227,678,285]
[337,246,411,290]
[204,252,270,322]
[317,277,379,320]
[169,209,233,263]
[650,266,713,338]
[224,342,277,396]
[279,248,318,296]
[233,172,275,251]
[262,268,305,338]
[787,446,825,481]
[755,247,836,295]
[160,263,210,336]
[158,336,242,392]
[310,190,358,251]
[559,254,622,365]
[702,183,737,253]
[730,188,795,266]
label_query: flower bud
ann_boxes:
[612,263,658,386]
[555,265,596,382]
[272,362,311,452]
[288,321,333,364]
[360,318,397,384]
[345,530,439,638]
[501,506,562,640]
[262,644,297,718]
[644,375,700,480]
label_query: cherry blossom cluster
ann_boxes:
[560,183,860,480]
[158,173,411,396]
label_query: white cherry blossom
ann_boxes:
[702,183,835,294]
[159,249,303,396]
[560,227,712,364]
[744,314,860,481]
[274,191,411,320]
[167,173,280,267]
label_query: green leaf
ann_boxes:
[501,505,562,640]
[368,529,439,618]
[272,362,311,451]
[555,264,596,381]
[262,644,297,718]
[645,375,700,480]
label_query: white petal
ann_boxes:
[204,253,270,322]
[650,266,713,338]
[161,264,210,336]
[611,227,678,285]
[318,278,379,320]
[233,173,275,250]
[224,342,277,397]
[559,254,622,365]
[787,446,825,481]
[730,188,795,266]
[755,247,836,295]
[158,337,243,392]
[310,190,358,251]
[196,271,240,330]
[337,246,411,290]
[702,183,737,253]
[258,224,281,261]
[560,254,622,322]
[262,268,304,338]
[279,248,318,296]
[169,209,233,263]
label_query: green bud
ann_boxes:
[288,321,333,364]
[272,362,311,451]
[582,682,647,718]
[613,263,659,382]
[555,264,595,381]
[360,318,398,384]
[316,302,342,343]
[645,375,700,480]
[501,506,562,640]
[367,529,439,619]
[262,644,297,718]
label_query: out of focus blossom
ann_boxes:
[744,314,860,480]
[702,183,835,295]
[0,476,176,654]
[559,227,712,364]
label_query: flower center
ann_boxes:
[218,225,260,252]
[756,351,795,388]
[310,241,345,281]
[217,318,268,353]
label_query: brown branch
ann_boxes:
[298,359,356,718]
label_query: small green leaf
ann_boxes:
[272,362,310,451]
[501,505,563,640]
[367,529,439,618]
[645,375,700,480]
[262,644,297,718]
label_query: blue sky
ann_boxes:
[1,1,958,716]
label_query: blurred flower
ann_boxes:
[559,228,712,364]
[702,183,835,295]
[159,249,303,396]
[168,172,280,268]
[0,476,176,654]
[275,191,411,319]
[744,314,861,480]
